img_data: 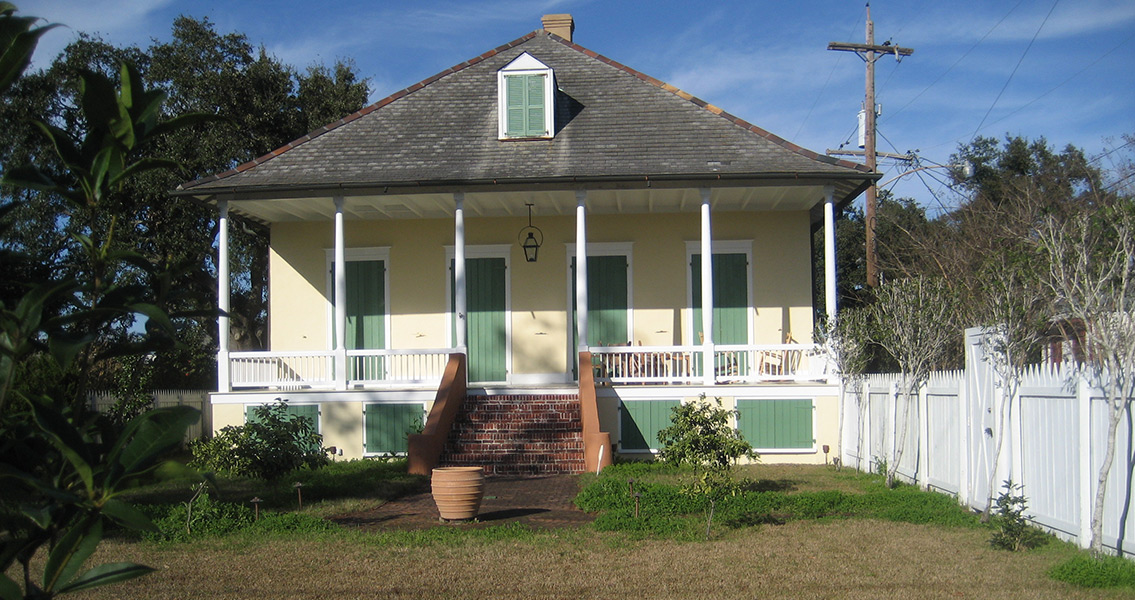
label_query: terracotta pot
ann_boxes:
[431,466,485,521]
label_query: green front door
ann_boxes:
[344,260,385,380]
[453,257,507,382]
[691,253,749,345]
[571,255,629,376]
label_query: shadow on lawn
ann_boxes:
[741,479,797,493]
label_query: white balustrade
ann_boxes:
[228,349,455,390]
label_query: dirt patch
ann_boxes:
[330,474,595,531]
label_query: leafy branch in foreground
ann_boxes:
[1,6,222,595]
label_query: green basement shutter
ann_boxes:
[364,403,421,454]
[452,257,507,382]
[736,399,814,449]
[505,74,546,137]
[571,255,629,377]
[620,399,680,451]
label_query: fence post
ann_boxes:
[888,380,898,477]
[1009,375,1024,501]
[958,368,971,508]
[918,380,929,490]
[1078,375,1092,549]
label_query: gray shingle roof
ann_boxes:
[179,31,872,197]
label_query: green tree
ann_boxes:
[0,16,370,395]
[1,5,209,596]
[657,396,756,538]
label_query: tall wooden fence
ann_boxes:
[88,389,211,443]
[841,327,1135,556]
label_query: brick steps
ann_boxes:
[439,394,585,476]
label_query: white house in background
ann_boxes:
[175,14,875,475]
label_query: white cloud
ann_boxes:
[19,0,174,67]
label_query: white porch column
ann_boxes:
[454,192,467,350]
[700,188,714,385]
[575,190,588,352]
[217,199,231,393]
[823,186,838,323]
[333,195,347,390]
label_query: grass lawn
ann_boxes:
[16,462,1135,599]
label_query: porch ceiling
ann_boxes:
[200,183,843,224]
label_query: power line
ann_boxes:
[969,0,1060,142]
[973,29,1135,137]
[886,0,1026,123]
[796,9,865,139]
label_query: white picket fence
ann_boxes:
[88,389,211,442]
[840,327,1135,556]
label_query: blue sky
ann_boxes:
[19,0,1135,213]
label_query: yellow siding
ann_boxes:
[268,210,816,375]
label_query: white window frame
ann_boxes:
[497,52,555,140]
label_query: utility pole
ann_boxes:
[828,4,913,288]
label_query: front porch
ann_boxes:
[222,342,829,391]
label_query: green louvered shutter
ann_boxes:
[342,260,385,380]
[691,253,748,345]
[736,399,813,449]
[620,399,680,451]
[505,74,546,137]
[526,74,545,136]
[452,257,507,382]
[364,403,421,454]
[571,255,629,377]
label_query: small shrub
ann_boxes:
[656,396,756,474]
[989,480,1048,551]
[1049,555,1135,589]
[190,399,328,480]
[145,489,254,543]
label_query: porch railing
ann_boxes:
[588,343,827,385]
[228,348,455,390]
[230,351,335,389]
[346,349,452,386]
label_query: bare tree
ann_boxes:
[1037,208,1135,555]
[870,276,958,488]
[818,308,871,471]
[958,193,1051,521]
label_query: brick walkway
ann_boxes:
[331,475,595,531]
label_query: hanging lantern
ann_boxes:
[518,203,543,263]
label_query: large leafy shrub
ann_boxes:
[190,400,328,480]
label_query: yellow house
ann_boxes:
[176,15,875,475]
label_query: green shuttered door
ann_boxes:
[453,257,507,383]
[572,255,629,344]
[344,260,385,380]
[621,399,680,451]
[691,253,748,344]
[345,260,385,350]
[737,399,814,449]
[364,403,421,454]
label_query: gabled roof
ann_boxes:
[177,30,874,204]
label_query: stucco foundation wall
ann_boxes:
[599,389,838,466]
[269,209,816,379]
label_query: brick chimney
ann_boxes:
[541,14,574,42]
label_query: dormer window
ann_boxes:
[498,53,555,140]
